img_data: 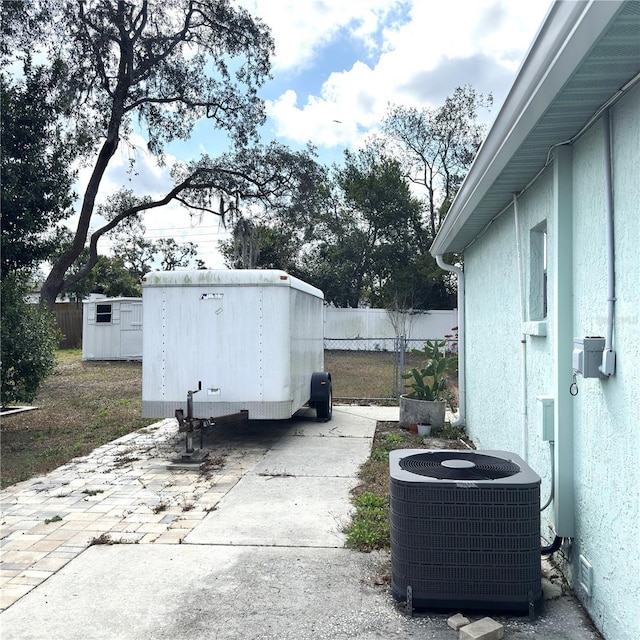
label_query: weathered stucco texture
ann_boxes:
[462,83,639,640]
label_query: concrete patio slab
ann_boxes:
[0,404,604,640]
[334,405,399,422]
[0,545,408,640]
[184,475,355,547]
[0,543,604,640]
[252,433,372,477]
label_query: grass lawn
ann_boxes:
[1,350,154,488]
[325,349,426,399]
[325,349,398,399]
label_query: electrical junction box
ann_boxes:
[573,337,605,378]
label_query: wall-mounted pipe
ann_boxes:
[599,109,616,377]
[435,255,465,427]
[540,441,555,512]
[513,194,529,461]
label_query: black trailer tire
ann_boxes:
[316,384,332,422]
[311,372,332,422]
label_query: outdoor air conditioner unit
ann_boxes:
[390,449,542,614]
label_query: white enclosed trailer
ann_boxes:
[142,269,332,424]
[82,297,143,361]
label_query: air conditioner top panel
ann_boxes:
[389,449,540,487]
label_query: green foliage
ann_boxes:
[220,219,308,274]
[8,0,285,306]
[401,339,457,401]
[57,188,205,297]
[92,257,143,297]
[370,431,408,462]
[231,138,457,310]
[345,492,390,552]
[302,145,425,307]
[0,276,60,406]
[434,422,467,440]
[0,58,77,278]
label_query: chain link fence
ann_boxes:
[324,336,458,401]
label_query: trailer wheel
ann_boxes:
[311,372,332,422]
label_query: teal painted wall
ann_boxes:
[462,82,640,640]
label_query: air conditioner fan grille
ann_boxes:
[399,451,521,480]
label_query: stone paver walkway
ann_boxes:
[0,418,277,610]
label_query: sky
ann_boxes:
[81,0,553,270]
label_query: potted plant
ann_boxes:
[399,339,457,429]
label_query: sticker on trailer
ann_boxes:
[200,293,224,300]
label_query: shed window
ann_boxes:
[529,223,547,320]
[96,304,112,323]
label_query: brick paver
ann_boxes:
[0,418,255,609]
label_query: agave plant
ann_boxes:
[401,339,458,401]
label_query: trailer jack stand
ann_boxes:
[169,385,210,467]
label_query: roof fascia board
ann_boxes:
[430,0,625,256]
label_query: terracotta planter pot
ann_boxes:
[399,395,446,429]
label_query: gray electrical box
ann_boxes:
[573,337,605,378]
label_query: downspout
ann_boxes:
[513,194,529,461]
[552,145,575,539]
[435,255,465,427]
[599,109,616,376]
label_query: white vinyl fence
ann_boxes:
[324,308,457,351]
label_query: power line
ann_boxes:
[141,233,230,241]
[144,225,229,233]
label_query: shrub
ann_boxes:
[1,276,59,406]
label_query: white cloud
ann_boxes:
[263,0,552,148]
[266,59,381,149]
[240,0,407,72]
[64,0,555,272]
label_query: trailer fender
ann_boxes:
[310,372,332,422]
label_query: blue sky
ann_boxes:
[81,0,553,268]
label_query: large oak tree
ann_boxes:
[2,0,320,308]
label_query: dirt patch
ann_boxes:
[345,420,474,552]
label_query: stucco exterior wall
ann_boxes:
[567,83,640,639]
[464,207,521,451]
[462,83,639,640]
[464,171,556,538]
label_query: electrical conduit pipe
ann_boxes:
[600,109,616,376]
[513,194,529,461]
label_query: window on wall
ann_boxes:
[96,304,112,323]
[529,222,548,320]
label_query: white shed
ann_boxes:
[82,297,143,361]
